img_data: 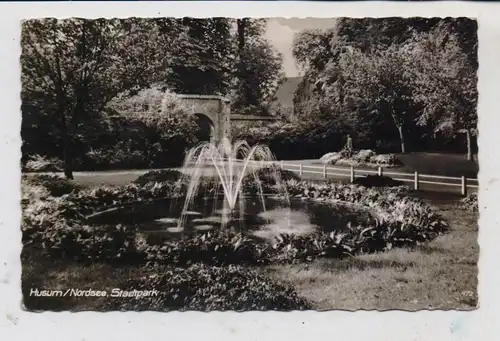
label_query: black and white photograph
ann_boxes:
[20,16,479,312]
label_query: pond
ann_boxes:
[87,196,375,244]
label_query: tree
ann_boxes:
[21,18,168,178]
[232,19,285,113]
[163,18,234,95]
[338,45,415,153]
[408,27,478,160]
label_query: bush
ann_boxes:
[353,149,375,162]
[353,175,404,188]
[138,231,270,266]
[23,154,63,172]
[460,193,478,212]
[104,264,312,311]
[26,174,80,197]
[369,153,403,166]
[23,88,202,172]
[320,152,343,164]
[320,150,402,168]
[133,170,186,186]
[242,165,301,195]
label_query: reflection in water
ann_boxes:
[106,197,376,245]
[252,208,317,243]
[87,196,374,245]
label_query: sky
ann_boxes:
[264,18,338,77]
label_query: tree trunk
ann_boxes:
[60,107,73,180]
[237,19,246,52]
[466,128,472,161]
[397,125,406,154]
[236,19,250,108]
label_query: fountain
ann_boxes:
[174,138,291,232]
[85,138,372,244]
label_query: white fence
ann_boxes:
[276,160,478,196]
[206,158,478,196]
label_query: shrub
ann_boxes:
[320,150,402,168]
[84,142,148,170]
[133,170,186,186]
[26,174,80,197]
[461,193,478,212]
[138,231,270,266]
[242,165,301,195]
[103,264,312,311]
[353,149,375,162]
[41,222,140,263]
[320,152,343,164]
[353,175,404,188]
[23,154,63,172]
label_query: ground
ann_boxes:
[21,170,479,311]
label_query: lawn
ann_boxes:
[263,192,479,310]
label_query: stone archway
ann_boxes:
[177,94,279,144]
[177,95,231,144]
[193,113,215,143]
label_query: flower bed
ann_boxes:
[101,264,312,311]
[320,149,402,168]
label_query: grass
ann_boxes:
[263,195,478,310]
[22,250,150,311]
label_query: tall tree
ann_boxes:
[21,18,168,178]
[164,18,234,95]
[337,45,415,153]
[408,26,478,160]
[232,18,284,113]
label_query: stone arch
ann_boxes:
[193,113,215,143]
[177,94,231,144]
[176,94,279,145]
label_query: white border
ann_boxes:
[1,2,499,340]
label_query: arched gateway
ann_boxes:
[177,94,277,144]
[177,95,231,145]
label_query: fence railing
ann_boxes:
[197,158,478,196]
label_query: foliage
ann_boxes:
[353,175,404,188]
[460,193,478,212]
[21,18,171,178]
[98,87,200,168]
[233,120,351,160]
[25,174,81,197]
[22,174,447,267]
[241,165,301,195]
[320,150,402,168]
[21,18,283,174]
[407,25,478,159]
[104,264,312,311]
[138,231,270,266]
[133,170,187,186]
[290,17,478,155]
[337,45,415,153]
[160,18,234,95]
[23,154,64,172]
[232,19,285,113]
